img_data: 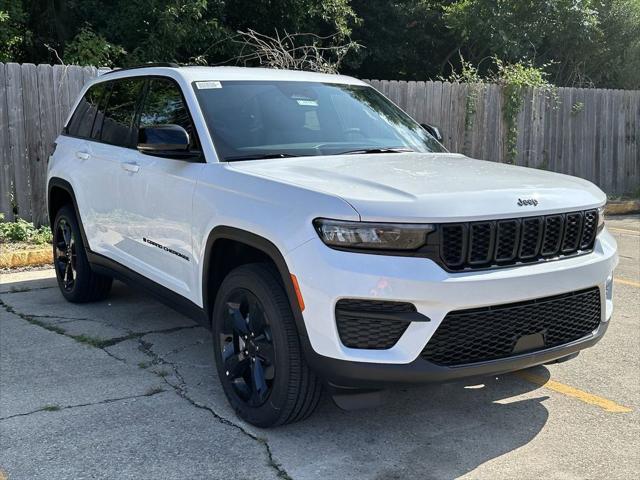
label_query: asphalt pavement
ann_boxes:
[1,215,638,480]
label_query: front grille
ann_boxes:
[439,209,598,270]
[336,299,415,349]
[421,287,601,366]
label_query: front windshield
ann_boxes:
[192,80,445,161]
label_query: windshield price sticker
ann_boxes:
[196,81,222,89]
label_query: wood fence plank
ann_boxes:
[5,63,31,219]
[69,65,86,101]
[37,64,57,224]
[440,81,452,149]
[415,81,427,124]
[615,90,626,193]
[0,63,15,221]
[628,91,640,194]
[405,81,417,119]
[583,89,597,184]
[52,65,71,135]
[452,83,467,153]
[20,63,42,224]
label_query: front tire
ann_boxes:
[53,205,112,303]
[212,264,321,427]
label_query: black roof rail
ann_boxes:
[101,62,180,76]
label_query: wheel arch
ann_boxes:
[47,177,90,250]
[202,226,309,340]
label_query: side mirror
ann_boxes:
[420,123,443,142]
[138,124,190,154]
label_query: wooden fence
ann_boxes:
[0,63,638,225]
[0,63,103,225]
[367,79,639,198]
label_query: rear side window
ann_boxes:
[139,78,198,150]
[66,83,107,138]
[97,78,144,148]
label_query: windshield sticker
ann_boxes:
[296,99,318,106]
[196,81,222,89]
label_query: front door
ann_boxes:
[115,76,204,300]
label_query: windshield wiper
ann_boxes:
[225,153,300,161]
[335,147,415,155]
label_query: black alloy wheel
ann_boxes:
[219,290,276,406]
[55,218,77,292]
[52,205,112,303]
[212,264,322,427]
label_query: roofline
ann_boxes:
[101,63,180,76]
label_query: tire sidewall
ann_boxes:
[212,265,297,427]
[53,206,89,302]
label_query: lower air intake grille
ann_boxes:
[421,287,601,366]
[336,299,415,349]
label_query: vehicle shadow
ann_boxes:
[270,369,551,479]
[1,276,552,480]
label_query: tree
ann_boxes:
[0,0,29,62]
[1,0,638,89]
[441,0,640,88]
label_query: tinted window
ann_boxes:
[139,78,197,150]
[98,78,144,148]
[90,83,112,140]
[66,83,107,138]
[193,81,445,161]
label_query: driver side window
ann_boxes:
[139,78,199,151]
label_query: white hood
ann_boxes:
[229,153,606,222]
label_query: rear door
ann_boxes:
[86,77,146,264]
[114,76,204,299]
[60,80,125,260]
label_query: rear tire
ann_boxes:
[212,263,321,427]
[53,205,112,303]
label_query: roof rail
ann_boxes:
[101,62,180,76]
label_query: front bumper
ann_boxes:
[304,320,608,388]
[285,229,618,385]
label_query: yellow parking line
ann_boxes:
[516,371,632,413]
[614,278,640,288]
[608,227,639,236]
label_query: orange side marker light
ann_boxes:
[290,274,305,312]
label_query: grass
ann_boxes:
[71,334,110,348]
[42,404,61,412]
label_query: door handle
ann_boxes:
[75,151,90,160]
[121,162,140,173]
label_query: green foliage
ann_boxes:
[42,404,61,412]
[1,0,638,89]
[491,59,554,163]
[441,0,640,89]
[571,102,585,116]
[0,217,52,244]
[445,56,555,162]
[64,26,125,67]
[442,55,484,131]
[0,0,29,62]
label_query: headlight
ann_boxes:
[313,219,434,250]
[597,205,605,233]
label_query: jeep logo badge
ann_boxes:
[517,198,539,207]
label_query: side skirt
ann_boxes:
[87,251,210,328]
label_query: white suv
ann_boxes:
[47,65,618,427]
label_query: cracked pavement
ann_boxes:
[0,216,638,479]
